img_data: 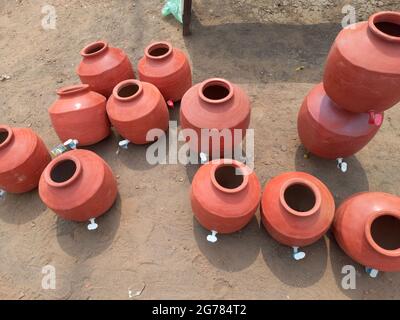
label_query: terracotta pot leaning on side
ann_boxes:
[334,192,400,276]
[106,79,169,145]
[0,125,51,194]
[298,83,383,159]
[39,149,118,229]
[49,84,110,146]
[191,159,261,243]
[261,172,335,260]
[138,41,192,103]
[77,41,135,97]
[180,78,251,158]
[323,11,400,117]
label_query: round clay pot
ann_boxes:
[333,192,400,272]
[39,149,118,222]
[261,172,335,247]
[106,79,169,144]
[49,84,110,146]
[191,159,261,234]
[298,83,383,159]
[138,41,192,102]
[180,78,251,157]
[77,41,135,97]
[323,11,400,115]
[0,125,51,193]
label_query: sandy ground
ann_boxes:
[1,0,400,300]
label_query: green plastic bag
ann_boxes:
[162,0,183,24]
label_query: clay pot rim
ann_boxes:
[198,78,234,104]
[279,178,322,217]
[112,79,143,102]
[365,211,400,258]
[368,11,400,43]
[45,154,82,188]
[210,160,250,194]
[144,41,173,60]
[80,41,109,57]
[57,84,90,96]
[0,125,13,149]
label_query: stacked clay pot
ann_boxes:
[297,11,400,159]
[261,172,335,248]
[77,41,135,97]
[180,78,251,157]
[0,125,51,193]
[49,84,110,146]
[138,41,192,102]
[334,192,400,272]
[106,79,169,144]
[191,159,261,234]
[39,149,118,222]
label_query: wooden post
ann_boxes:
[183,0,192,36]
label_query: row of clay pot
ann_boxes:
[297,11,400,170]
[191,159,400,274]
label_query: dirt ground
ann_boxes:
[1,0,400,300]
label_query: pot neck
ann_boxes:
[198,78,234,105]
[0,125,14,150]
[368,11,400,44]
[279,178,322,218]
[45,155,82,188]
[80,41,109,58]
[144,41,173,61]
[210,160,250,194]
[112,79,143,102]
[57,84,90,97]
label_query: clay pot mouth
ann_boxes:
[210,160,249,194]
[199,78,234,104]
[369,11,400,43]
[113,79,143,101]
[280,178,321,217]
[45,155,82,188]
[0,125,13,149]
[365,212,400,257]
[145,41,173,60]
[57,84,90,96]
[80,41,109,57]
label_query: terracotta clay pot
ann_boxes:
[77,41,135,97]
[180,78,251,157]
[323,11,400,116]
[191,159,261,234]
[261,172,335,247]
[138,41,192,102]
[49,84,110,146]
[298,83,383,159]
[333,192,400,272]
[39,149,117,222]
[106,79,169,144]
[0,125,51,193]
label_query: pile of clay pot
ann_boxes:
[1,11,400,279]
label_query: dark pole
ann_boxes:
[183,0,192,36]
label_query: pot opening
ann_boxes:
[284,183,316,213]
[84,42,106,55]
[50,159,77,183]
[214,165,244,189]
[147,43,171,58]
[370,215,400,251]
[117,83,140,98]
[375,21,400,37]
[203,83,230,101]
[0,130,9,145]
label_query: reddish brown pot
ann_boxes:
[39,149,117,222]
[261,172,335,247]
[49,84,110,146]
[298,83,383,159]
[323,11,400,115]
[0,125,51,193]
[138,41,192,102]
[191,159,261,234]
[77,41,135,97]
[180,78,251,157]
[106,79,169,144]
[333,192,400,272]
